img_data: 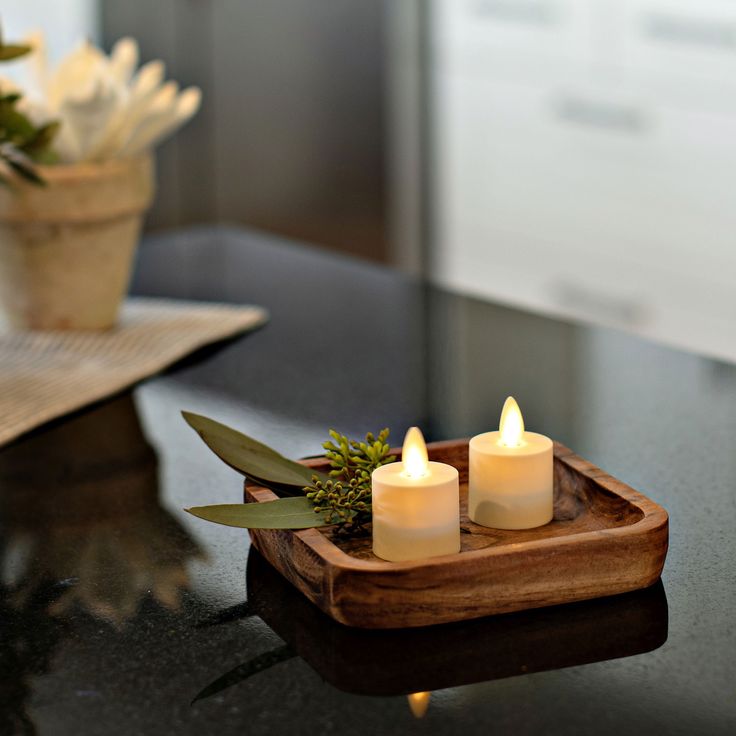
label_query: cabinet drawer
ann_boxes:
[434,218,736,363]
[620,0,736,86]
[435,74,736,284]
[433,0,596,71]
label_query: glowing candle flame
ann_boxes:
[499,396,524,447]
[407,691,431,718]
[402,426,429,478]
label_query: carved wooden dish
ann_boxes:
[245,439,669,629]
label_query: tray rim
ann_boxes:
[246,439,669,573]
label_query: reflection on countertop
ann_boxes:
[0,393,205,627]
[0,226,731,735]
[0,394,205,733]
[191,548,667,703]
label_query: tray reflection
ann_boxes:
[246,548,668,697]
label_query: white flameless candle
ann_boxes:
[469,397,553,530]
[372,427,460,562]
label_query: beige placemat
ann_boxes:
[0,297,268,447]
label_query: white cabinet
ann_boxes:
[431,0,736,362]
[434,0,597,69]
[619,0,736,92]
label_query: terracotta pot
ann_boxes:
[0,155,154,330]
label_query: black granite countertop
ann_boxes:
[1,226,734,735]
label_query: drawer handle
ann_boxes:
[472,0,559,25]
[644,14,736,49]
[549,281,648,326]
[554,97,648,134]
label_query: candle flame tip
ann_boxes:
[402,427,429,478]
[499,396,524,446]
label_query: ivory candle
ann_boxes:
[372,427,460,562]
[469,397,553,530]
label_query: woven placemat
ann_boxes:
[0,297,268,447]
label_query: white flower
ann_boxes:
[17,33,201,164]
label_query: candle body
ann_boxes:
[372,462,460,562]
[469,431,553,529]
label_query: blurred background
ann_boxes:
[1,0,735,361]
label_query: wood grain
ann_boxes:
[246,440,669,629]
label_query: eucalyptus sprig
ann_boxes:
[182,414,396,533]
[303,428,395,535]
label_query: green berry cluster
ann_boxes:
[305,477,371,527]
[303,428,395,534]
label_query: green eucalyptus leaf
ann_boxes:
[185,497,330,529]
[244,474,303,498]
[182,411,328,486]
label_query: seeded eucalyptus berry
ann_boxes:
[303,428,395,535]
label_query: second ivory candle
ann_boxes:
[469,397,553,530]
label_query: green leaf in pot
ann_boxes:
[0,102,38,147]
[185,497,330,530]
[0,44,32,62]
[0,145,45,185]
[23,120,61,160]
[182,411,328,487]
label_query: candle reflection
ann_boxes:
[407,691,431,719]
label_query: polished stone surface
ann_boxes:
[0,226,734,735]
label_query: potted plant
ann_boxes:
[0,30,200,330]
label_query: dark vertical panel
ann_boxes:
[101,0,388,262]
[211,0,387,261]
[170,0,217,225]
[386,0,425,274]
[100,0,179,228]
[100,0,216,229]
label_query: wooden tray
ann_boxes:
[246,439,669,629]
